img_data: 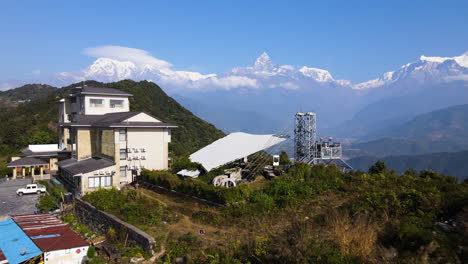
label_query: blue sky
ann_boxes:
[0,0,467,83]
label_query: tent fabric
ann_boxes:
[190,132,288,171]
[177,169,201,178]
[0,218,41,264]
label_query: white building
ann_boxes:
[57,86,176,195]
[12,214,89,264]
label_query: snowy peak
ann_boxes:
[354,52,468,90]
[84,58,138,80]
[254,52,275,71]
[420,52,468,67]
[25,46,468,93]
[299,67,334,82]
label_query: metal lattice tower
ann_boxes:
[294,112,317,164]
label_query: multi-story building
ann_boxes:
[56,86,176,196]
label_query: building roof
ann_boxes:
[0,248,7,264]
[58,111,177,128]
[57,157,115,176]
[20,144,67,157]
[12,214,89,252]
[7,157,48,168]
[190,132,289,171]
[0,218,42,264]
[74,86,133,97]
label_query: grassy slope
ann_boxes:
[83,164,467,263]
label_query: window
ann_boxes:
[101,176,112,187]
[110,99,124,108]
[90,98,104,107]
[120,166,127,179]
[88,177,100,188]
[119,129,126,141]
[70,97,76,103]
[88,176,112,188]
[120,149,127,160]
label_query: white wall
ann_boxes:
[118,128,171,183]
[44,246,88,264]
[83,95,129,115]
[124,112,161,122]
[80,164,118,195]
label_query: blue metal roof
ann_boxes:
[0,218,42,264]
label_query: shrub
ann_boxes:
[87,246,96,258]
[37,194,57,211]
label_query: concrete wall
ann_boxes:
[80,164,118,195]
[75,198,156,254]
[77,128,92,160]
[125,113,161,122]
[119,128,171,183]
[83,95,129,115]
[49,158,58,171]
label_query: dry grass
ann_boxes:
[326,209,379,259]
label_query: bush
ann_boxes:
[0,165,12,178]
[87,246,96,258]
[37,194,57,211]
[82,188,176,226]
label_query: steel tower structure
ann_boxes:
[294,112,317,164]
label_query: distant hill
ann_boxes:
[0,84,57,101]
[347,104,468,157]
[0,80,224,157]
[347,150,468,180]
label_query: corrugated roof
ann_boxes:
[0,248,8,263]
[7,157,48,168]
[75,86,133,96]
[0,218,41,264]
[57,157,115,176]
[12,214,89,252]
[58,111,176,128]
[190,132,288,171]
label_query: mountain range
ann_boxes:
[1,50,467,137]
[347,104,468,157]
[348,150,468,180]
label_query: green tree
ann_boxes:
[368,160,387,174]
[29,131,53,144]
[279,151,291,165]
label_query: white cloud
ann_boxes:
[209,76,258,90]
[32,69,41,75]
[83,45,172,68]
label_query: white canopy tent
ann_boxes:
[189,132,288,171]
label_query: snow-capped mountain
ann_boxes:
[354,52,468,90]
[47,51,352,92]
[2,47,468,137]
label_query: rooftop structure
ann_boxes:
[190,132,288,171]
[12,214,89,253]
[294,112,352,171]
[0,218,42,264]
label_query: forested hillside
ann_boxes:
[347,104,468,158]
[0,80,224,158]
[0,84,57,101]
[348,150,468,180]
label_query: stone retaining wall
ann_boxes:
[74,198,156,254]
